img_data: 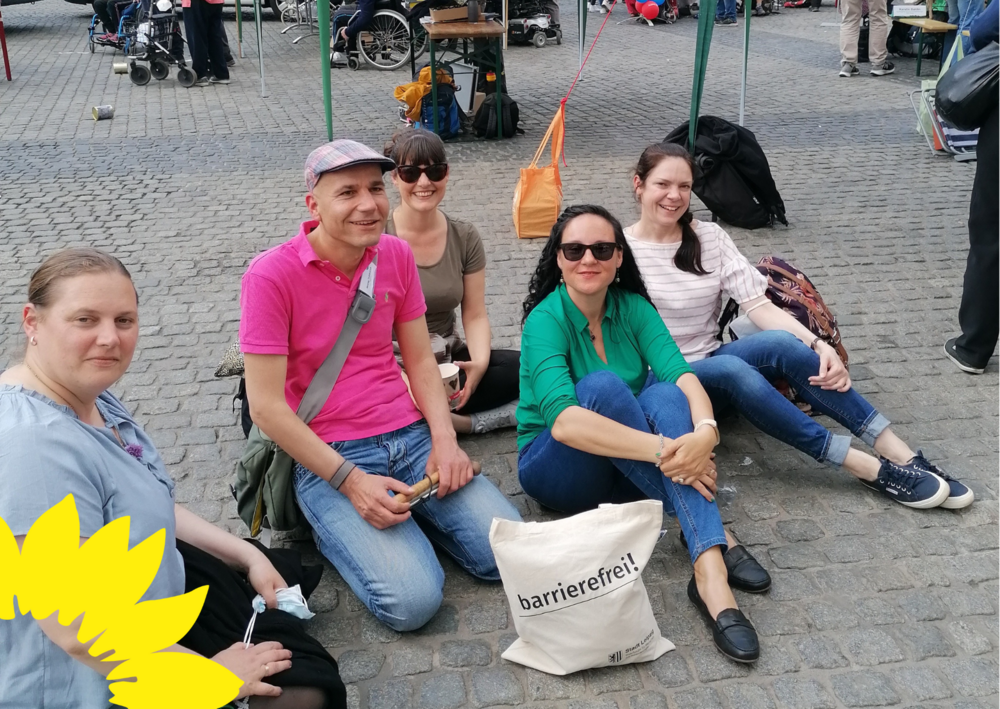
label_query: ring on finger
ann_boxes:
[678,477,685,484]
[263,664,269,673]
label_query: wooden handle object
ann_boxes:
[397,460,482,505]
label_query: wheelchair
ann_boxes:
[331,0,425,71]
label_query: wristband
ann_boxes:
[809,336,822,351]
[694,419,720,445]
[330,459,356,490]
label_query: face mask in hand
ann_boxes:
[244,584,316,647]
[250,584,316,619]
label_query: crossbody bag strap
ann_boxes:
[296,254,378,424]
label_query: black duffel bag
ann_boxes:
[936,42,1000,131]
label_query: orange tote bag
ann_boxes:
[512,104,565,239]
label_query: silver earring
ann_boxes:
[615,269,620,284]
[560,275,564,283]
[29,336,37,346]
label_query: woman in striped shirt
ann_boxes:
[625,142,972,512]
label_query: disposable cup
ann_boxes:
[438,363,461,411]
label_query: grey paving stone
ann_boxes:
[889,667,952,702]
[338,648,386,683]
[795,636,849,670]
[844,628,907,666]
[940,658,1000,698]
[629,690,669,709]
[894,622,957,660]
[689,646,751,682]
[830,670,900,707]
[895,590,948,621]
[417,673,467,709]
[769,544,824,570]
[525,668,587,701]
[948,620,994,655]
[464,598,509,634]
[587,665,644,695]
[804,601,860,631]
[755,641,802,677]
[855,597,906,626]
[370,678,414,709]
[392,646,435,677]
[771,677,837,709]
[413,606,459,637]
[471,668,524,707]
[669,687,724,709]
[568,699,621,709]
[721,683,777,709]
[776,519,825,543]
[439,640,492,668]
[749,605,810,637]
[346,684,361,709]
[647,651,693,688]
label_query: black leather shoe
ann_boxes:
[679,531,772,593]
[687,576,760,663]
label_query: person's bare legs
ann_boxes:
[693,546,738,619]
[839,429,917,481]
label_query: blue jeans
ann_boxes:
[293,420,521,632]
[716,0,737,20]
[517,371,728,565]
[692,330,891,466]
[948,0,985,53]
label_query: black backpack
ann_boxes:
[664,116,788,229]
[473,94,520,139]
[887,13,946,57]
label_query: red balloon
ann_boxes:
[640,1,660,19]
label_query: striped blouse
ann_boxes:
[625,220,767,362]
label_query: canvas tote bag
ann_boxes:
[512,102,565,239]
[489,500,674,675]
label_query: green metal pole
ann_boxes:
[687,0,717,151]
[253,0,266,96]
[317,0,333,141]
[739,0,750,124]
[236,0,243,58]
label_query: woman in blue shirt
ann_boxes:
[518,205,762,663]
[0,248,340,709]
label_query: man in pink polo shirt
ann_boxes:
[241,139,520,631]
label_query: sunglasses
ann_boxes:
[558,242,620,262]
[396,164,448,183]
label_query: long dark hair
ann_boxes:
[522,205,652,324]
[634,143,709,276]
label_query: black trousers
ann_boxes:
[956,105,1000,367]
[184,0,229,79]
[452,346,520,415]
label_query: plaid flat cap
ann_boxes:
[304,139,395,191]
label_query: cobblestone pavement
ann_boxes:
[1,2,998,707]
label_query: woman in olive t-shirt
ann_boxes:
[385,129,520,434]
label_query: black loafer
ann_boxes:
[679,531,771,593]
[687,576,760,663]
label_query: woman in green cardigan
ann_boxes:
[517,204,764,663]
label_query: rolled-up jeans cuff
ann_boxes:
[688,533,729,566]
[824,434,853,467]
[857,412,891,448]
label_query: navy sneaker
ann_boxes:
[908,450,975,510]
[861,458,949,509]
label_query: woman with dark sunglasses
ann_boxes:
[384,130,520,434]
[518,204,761,664]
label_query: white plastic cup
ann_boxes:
[438,363,461,411]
